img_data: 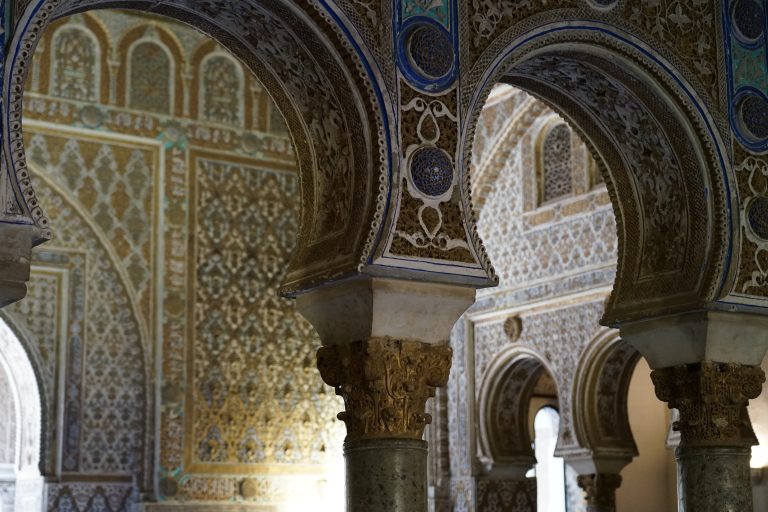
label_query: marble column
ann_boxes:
[576,473,622,512]
[651,361,764,512]
[621,311,768,512]
[296,277,475,512]
[317,337,451,511]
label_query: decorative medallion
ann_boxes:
[503,316,522,342]
[163,121,186,144]
[407,25,453,79]
[397,18,456,91]
[732,0,765,43]
[410,146,454,197]
[240,478,260,499]
[727,0,768,151]
[739,93,768,140]
[748,196,768,240]
[159,476,179,497]
[240,133,260,154]
[79,105,104,128]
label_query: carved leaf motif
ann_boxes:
[317,337,452,441]
[651,362,765,447]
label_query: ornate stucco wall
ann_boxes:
[1,10,344,510]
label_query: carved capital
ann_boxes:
[316,337,452,441]
[651,362,765,447]
[577,473,622,512]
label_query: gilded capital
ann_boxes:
[316,337,452,441]
[651,362,765,447]
[577,473,622,512]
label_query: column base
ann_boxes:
[677,446,752,512]
[344,438,427,512]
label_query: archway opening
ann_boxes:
[616,357,677,511]
[464,31,727,511]
[7,0,385,297]
[465,36,727,326]
[0,316,44,511]
[477,350,584,510]
[532,406,566,512]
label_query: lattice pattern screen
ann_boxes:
[541,123,573,203]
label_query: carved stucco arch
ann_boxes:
[461,24,733,325]
[4,0,391,294]
[567,327,641,475]
[477,345,559,475]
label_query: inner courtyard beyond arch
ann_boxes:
[0,1,767,512]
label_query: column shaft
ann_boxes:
[345,439,428,511]
[317,337,452,512]
[677,446,752,512]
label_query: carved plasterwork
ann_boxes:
[317,337,452,441]
[445,90,622,505]
[186,154,343,476]
[18,171,150,481]
[539,123,574,203]
[623,0,720,102]
[1,266,64,475]
[472,107,616,298]
[46,483,138,511]
[383,83,487,272]
[5,0,391,296]
[459,1,725,116]
[651,361,765,447]
[465,2,579,65]
[569,329,640,469]
[732,143,768,299]
[475,477,536,512]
